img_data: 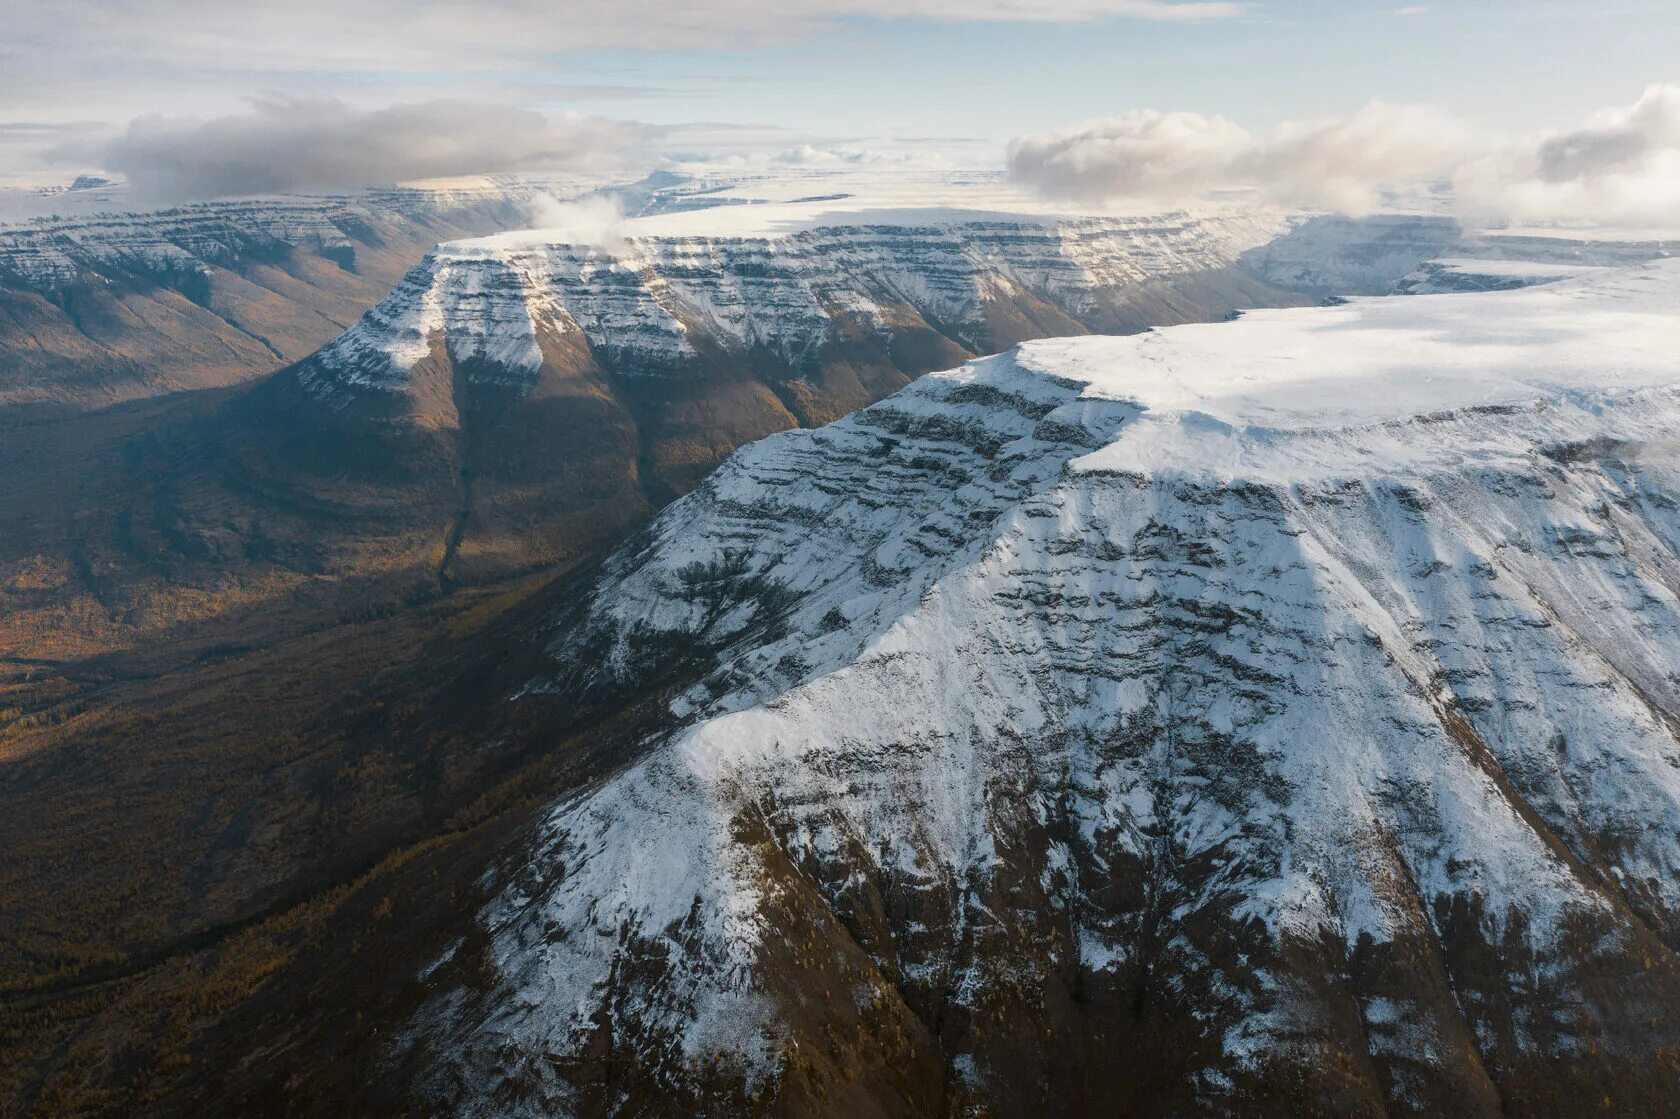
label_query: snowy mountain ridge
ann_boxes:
[295,204,1680,416]
[294,209,1294,406]
[405,260,1680,1115]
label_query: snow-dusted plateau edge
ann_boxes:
[294,208,1292,404]
[0,179,555,292]
[405,261,1680,1113]
[289,201,1676,412]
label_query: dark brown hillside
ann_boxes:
[0,521,746,1117]
[0,565,604,1116]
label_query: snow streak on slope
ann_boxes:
[415,262,1680,1114]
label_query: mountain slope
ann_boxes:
[403,261,1680,1116]
[0,205,1306,675]
[0,205,1312,1100]
[258,207,1302,584]
[8,202,1674,1116]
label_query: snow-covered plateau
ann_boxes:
[1240,212,1674,295]
[405,260,1680,1115]
[294,206,1296,407]
[288,194,1678,417]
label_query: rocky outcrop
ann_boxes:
[1393,257,1604,294]
[403,262,1680,1116]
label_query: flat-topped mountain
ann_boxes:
[296,206,1295,410]
[295,205,1299,416]
[400,260,1680,1116]
[249,206,1302,586]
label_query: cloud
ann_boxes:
[1456,83,1680,225]
[1007,102,1468,213]
[879,0,1244,21]
[0,120,116,189]
[94,97,655,202]
[1230,103,1473,213]
[0,1,1246,181]
[1006,110,1248,200]
[519,193,630,251]
[1009,85,1680,225]
[772,143,877,165]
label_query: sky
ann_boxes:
[3,0,1678,217]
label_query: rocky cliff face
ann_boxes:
[248,209,1304,587]
[401,261,1680,1116]
[1393,257,1605,294]
[296,209,1297,405]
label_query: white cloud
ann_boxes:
[1456,83,1680,226]
[1230,103,1472,213]
[1006,109,1249,200]
[772,143,875,165]
[1007,102,1468,213]
[519,193,630,251]
[0,1,1247,182]
[1009,84,1680,226]
[93,97,655,202]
